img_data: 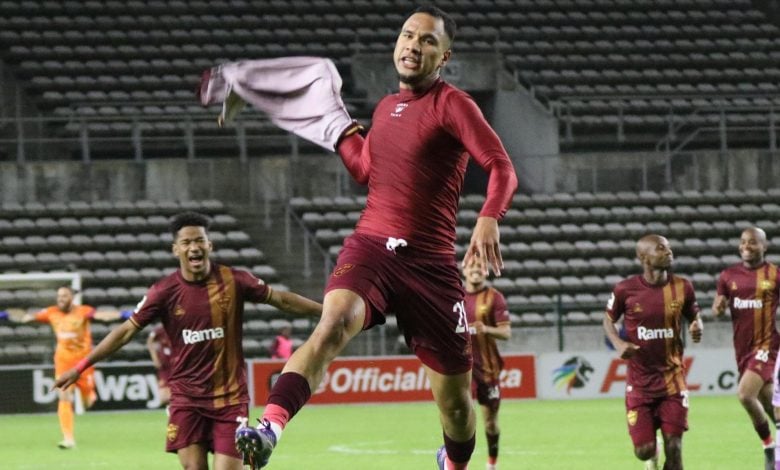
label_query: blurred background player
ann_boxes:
[147,323,173,408]
[234,6,517,470]
[603,234,703,470]
[55,211,322,470]
[463,256,511,470]
[19,286,127,449]
[712,227,779,470]
[268,325,293,360]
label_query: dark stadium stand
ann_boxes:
[1,0,779,153]
[0,199,313,365]
[291,188,780,328]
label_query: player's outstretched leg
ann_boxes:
[235,417,276,470]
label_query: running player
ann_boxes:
[146,323,173,408]
[235,6,517,470]
[20,286,126,449]
[55,211,322,470]
[604,234,703,470]
[713,227,779,470]
[463,256,511,470]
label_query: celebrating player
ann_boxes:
[19,286,127,449]
[234,6,518,470]
[146,323,173,408]
[55,211,322,470]
[603,234,703,470]
[463,256,511,470]
[712,227,779,470]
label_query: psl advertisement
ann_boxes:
[251,353,537,405]
[536,348,739,399]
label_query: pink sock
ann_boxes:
[262,403,290,429]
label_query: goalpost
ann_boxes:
[0,271,82,319]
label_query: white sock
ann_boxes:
[269,421,283,442]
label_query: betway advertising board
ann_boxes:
[251,353,537,405]
[0,362,163,414]
[536,348,739,399]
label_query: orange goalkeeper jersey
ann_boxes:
[34,305,96,362]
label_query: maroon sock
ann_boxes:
[443,431,476,464]
[756,420,772,442]
[266,372,311,421]
[486,431,500,459]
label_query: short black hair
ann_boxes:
[412,5,456,44]
[169,211,211,239]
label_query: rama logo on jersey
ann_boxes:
[182,327,225,344]
[637,326,674,340]
[552,356,594,394]
[733,297,763,309]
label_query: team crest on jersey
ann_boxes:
[174,305,186,316]
[478,305,490,315]
[632,303,643,313]
[217,293,231,313]
[627,410,638,426]
[333,263,354,276]
[731,281,738,291]
[391,102,408,117]
[167,423,179,441]
[669,300,682,313]
[761,280,774,291]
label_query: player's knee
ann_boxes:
[634,442,656,460]
[440,401,472,428]
[484,420,499,435]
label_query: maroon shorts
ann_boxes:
[737,349,777,383]
[165,403,248,458]
[471,376,501,412]
[625,392,688,447]
[326,233,471,375]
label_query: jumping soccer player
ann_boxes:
[55,211,322,470]
[713,227,779,470]
[604,234,703,470]
[463,256,511,470]
[235,6,517,470]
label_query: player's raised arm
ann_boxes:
[265,288,323,318]
[55,320,141,390]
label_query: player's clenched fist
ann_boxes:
[54,369,80,390]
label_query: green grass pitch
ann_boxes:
[0,395,766,469]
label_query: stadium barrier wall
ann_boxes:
[249,354,538,406]
[0,362,162,414]
[535,348,738,400]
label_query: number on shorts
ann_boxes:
[453,301,468,334]
[756,349,770,363]
[681,390,689,408]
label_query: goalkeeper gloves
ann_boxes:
[120,310,134,320]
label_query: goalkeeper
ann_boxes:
[2,286,128,449]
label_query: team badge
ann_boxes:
[627,410,638,426]
[167,423,179,441]
[632,303,643,313]
[333,263,354,277]
[731,281,738,291]
[761,280,774,291]
[669,300,681,313]
[174,305,186,316]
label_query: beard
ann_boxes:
[398,72,425,86]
